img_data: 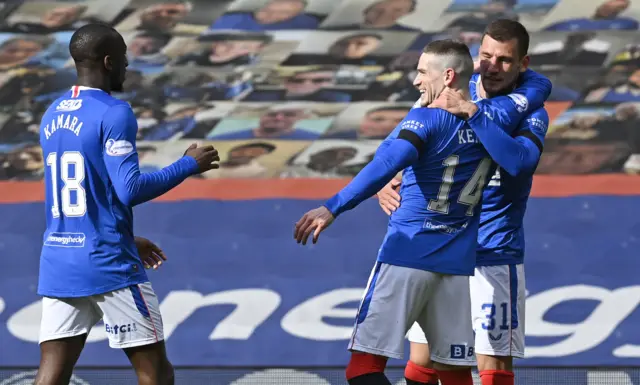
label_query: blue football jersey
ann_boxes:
[469,74,550,266]
[38,86,196,297]
[376,107,494,276]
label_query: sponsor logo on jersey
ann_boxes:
[526,117,548,134]
[507,93,529,113]
[55,99,83,112]
[105,139,134,156]
[401,119,424,131]
[44,232,86,248]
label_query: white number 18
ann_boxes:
[46,151,87,218]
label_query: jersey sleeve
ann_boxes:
[469,107,549,177]
[101,104,198,206]
[472,69,552,135]
[324,118,425,217]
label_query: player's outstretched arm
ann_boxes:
[294,139,418,245]
[102,104,207,206]
[470,107,549,177]
[324,137,418,217]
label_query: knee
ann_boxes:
[345,351,387,380]
[409,342,432,367]
[476,354,512,371]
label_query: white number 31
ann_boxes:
[46,151,87,218]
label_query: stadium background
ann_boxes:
[0,0,639,383]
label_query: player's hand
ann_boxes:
[184,143,220,173]
[377,179,401,216]
[294,206,335,245]
[134,236,167,270]
[429,88,477,120]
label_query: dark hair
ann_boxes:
[69,23,122,64]
[422,39,474,81]
[230,142,276,152]
[422,39,470,56]
[483,19,529,58]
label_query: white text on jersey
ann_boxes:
[43,114,84,140]
[458,128,478,144]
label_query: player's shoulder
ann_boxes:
[527,106,549,120]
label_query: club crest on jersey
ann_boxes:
[105,139,134,156]
[507,93,529,113]
[55,99,83,112]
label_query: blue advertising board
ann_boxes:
[1,196,639,367]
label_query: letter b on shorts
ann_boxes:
[450,344,474,359]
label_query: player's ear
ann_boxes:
[103,55,113,71]
[520,55,530,72]
[443,68,455,87]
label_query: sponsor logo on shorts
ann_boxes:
[44,232,86,248]
[450,344,474,359]
[105,323,138,335]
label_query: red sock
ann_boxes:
[405,361,439,384]
[345,352,387,380]
[480,370,514,385]
[436,368,473,385]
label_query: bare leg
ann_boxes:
[34,335,87,385]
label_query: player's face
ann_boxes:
[413,52,446,107]
[364,0,413,26]
[255,0,304,24]
[359,109,407,138]
[331,36,381,59]
[259,109,307,133]
[478,35,528,97]
[285,71,334,95]
[209,40,264,63]
[109,38,128,93]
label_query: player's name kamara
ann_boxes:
[43,114,84,140]
[458,128,478,145]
